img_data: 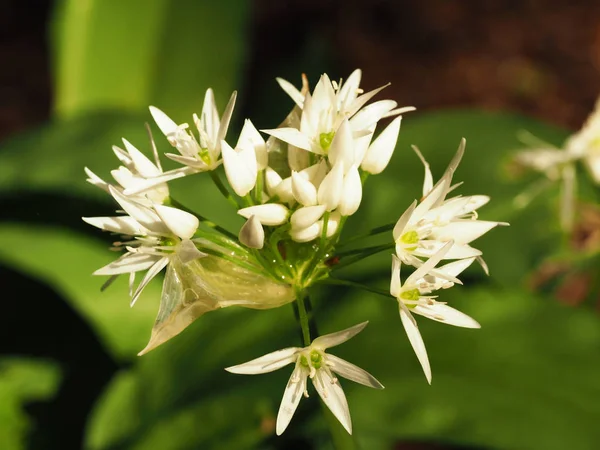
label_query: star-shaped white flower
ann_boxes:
[83,186,205,305]
[124,89,237,196]
[225,321,383,435]
[390,241,480,383]
[566,98,600,183]
[263,70,413,158]
[85,131,170,205]
[394,140,507,272]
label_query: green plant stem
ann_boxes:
[294,288,311,346]
[168,196,238,240]
[332,242,394,271]
[320,278,390,298]
[337,222,395,247]
[210,170,241,208]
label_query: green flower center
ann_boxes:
[319,131,335,152]
[160,237,178,247]
[400,288,421,301]
[299,350,323,369]
[198,147,211,165]
[399,230,419,252]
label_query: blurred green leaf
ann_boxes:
[0,358,61,450]
[0,224,160,359]
[51,0,250,118]
[85,281,600,449]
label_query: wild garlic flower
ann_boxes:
[390,242,480,383]
[83,69,507,437]
[513,97,600,230]
[394,139,507,272]
[226,322,383,435]
[83,186,203,306]
[85,131,169,205]
[123,88,238,197]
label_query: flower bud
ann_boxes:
[292,171,318,206]
[290,205,327,229]
[317,161,344,211]
[239,215,264,249]
[238,204,289,226]
[221,140,258,197]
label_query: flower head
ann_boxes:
[390,242,480,383]
[226,321,383,435]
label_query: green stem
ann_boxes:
[168,196,238,240]
[210,170,241,208]
[337,222,395,247]
[335,242,394,258]
[332,243,394,271]
[320,278,390,298]
[255,170,264,204]
[294,288,311,346]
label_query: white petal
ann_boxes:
[93,252,160,275]
[338,166,362,216]
[312,368,352,434]
[238,119,267,169]
[317,161,344,211]
[216,91,238,150]
[312,321,369,350]
[237,204,289,226]
[123,166,195,197]
[122,138,161,177]
[265,167,283,195]
[154,204,199,240]
[392,200,417,240]
[412,145,433,196]
[411,177,450,224]
[238,215,264,249]
[361,116,401,174]
[262,128,313,153]
[221,140,257,197]
[108,186,167,234]
[82,216,144,235]
[347,83,390,117]
[289,222,321,243]
[291,171,318,206]
[405,241,454,287]
[130,257,169,306]
[329,119,354,169]
[327,354,384,389]
[165,153,207,169]
[290,205,327,229]
[149,106,178,136]
[414,242,482,260]
[413,303,481,329]
[300,159,328,187]
[434,257,475,279]
[337,69,362,111]
[225,347,300,374]
[390,254,402,297]
[350,99,397,132]
[276,366,308,435]
[399,302,431,384]
[325,211,342,238]
[84,167,109,192]
[432,220,503,245]
[277,77,305,108]
[275,176,295,203]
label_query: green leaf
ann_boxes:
[51,0,250,119]
[0,358,61,450]
[0,224,160,359]
[85,282,600,449]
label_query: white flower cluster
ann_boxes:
[83,69,505,435]
[515,97,600,230]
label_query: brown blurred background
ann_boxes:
[2,0,600,135]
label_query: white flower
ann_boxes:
[237,204,290,226]
[390,242,480,383]
[566,98,600,183]
[263,70,412,157]
[127,89,237,196]
[221,139,258,197]
[225,321,383,435]
[82,187,204,305]
[85,131,170,205]
[394,140,506,270]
